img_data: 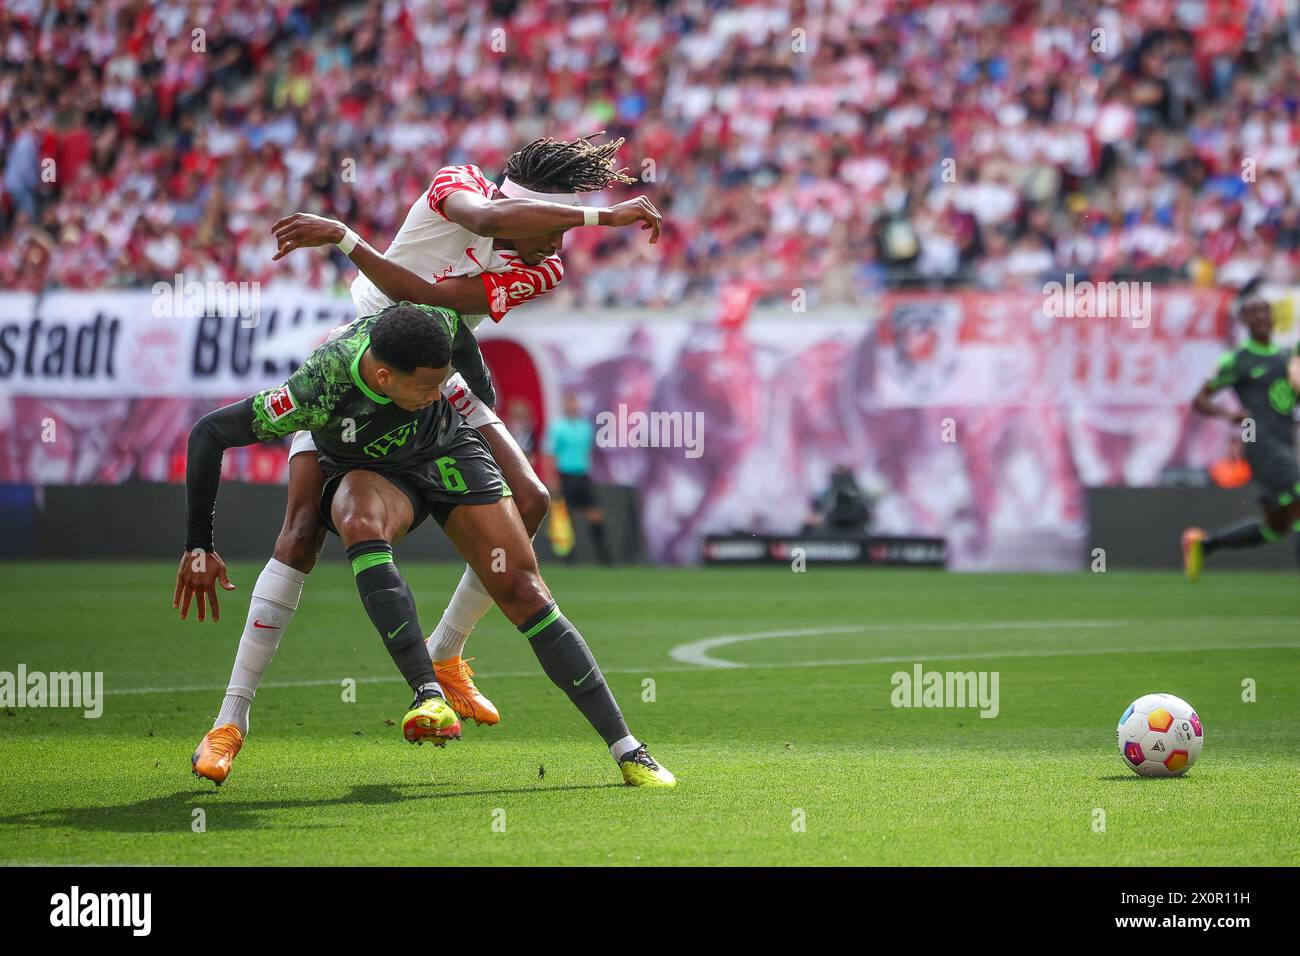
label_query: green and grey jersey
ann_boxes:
[184,304,467,551]
[249,308,461,471]
[1206,340,1299,448]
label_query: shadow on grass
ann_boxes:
[1096,774,1192,782]
[0,781,626,834]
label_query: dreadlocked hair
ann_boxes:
[503,132,637,193]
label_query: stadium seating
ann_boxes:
[2,0,1299,304]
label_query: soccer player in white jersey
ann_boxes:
[190,134,663,784]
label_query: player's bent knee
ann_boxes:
[275,518,324,573]
[333,510,389,546]
[491,569,552,622]
[513,481,551,533]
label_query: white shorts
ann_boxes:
[286,371,500,459]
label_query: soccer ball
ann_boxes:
[1116,693,1204,777]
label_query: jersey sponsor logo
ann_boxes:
[363,419,421,458]
[1268,378,1295,415]
[264,385,296,421]
[483,260,561,318]
[507,277,538,300]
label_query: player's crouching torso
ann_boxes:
[313,391,458,475]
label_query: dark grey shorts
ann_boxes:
[319,421,511,533]
[1248,439,1300,510]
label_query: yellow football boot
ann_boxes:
[1182,527,1206,582]
[402,695,462,746]
[618,743,677,788]
[192,723,244,786]
[433,656,500,726]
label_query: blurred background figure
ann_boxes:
[504,398,539,473]
[545,393,610,565]
[803,464,873,537]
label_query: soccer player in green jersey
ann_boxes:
[189,136,663,778]
[174,301,675,788]
[1183,291,1300,579]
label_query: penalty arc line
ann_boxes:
[667,618,1300,669]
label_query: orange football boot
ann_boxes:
[433,656,500,726]
[192,723,243,786]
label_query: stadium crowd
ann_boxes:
[3,0,1300,307]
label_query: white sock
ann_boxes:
[214,558,307,735]
[215,694,252,734]
[609,734,641,763]
[427,565,495,662]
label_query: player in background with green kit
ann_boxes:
[1183,290,1300,578]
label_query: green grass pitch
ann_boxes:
[1,562,1296,866]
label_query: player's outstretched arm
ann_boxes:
[175,398,264,623]
[177,381,316,623]
[442,190,661,243]
[177,340,336,622]
[1288,353,1300,394]
[272,214,495,314]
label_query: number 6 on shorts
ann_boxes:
[436,455,467,493]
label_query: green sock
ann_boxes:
[347,540,441,700]
[519,602,630,747]
[1203,520,1269,554]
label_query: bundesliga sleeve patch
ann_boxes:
[264,385,297,421]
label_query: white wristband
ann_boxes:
[336,228,360,254]
[583,207,600,227]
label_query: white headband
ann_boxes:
[498,176,582,206]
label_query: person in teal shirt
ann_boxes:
[546,393,611,564]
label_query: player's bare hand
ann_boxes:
[272,213,347,260]
[604,197,662,244]
[173,550,236,623]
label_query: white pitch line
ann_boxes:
[744,643,1300,670]
[670,619,1132,668]
[106,665,682,696]
[668,619,1300,669]
[101,620,1299,695]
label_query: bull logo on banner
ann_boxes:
[886,300,961,399]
